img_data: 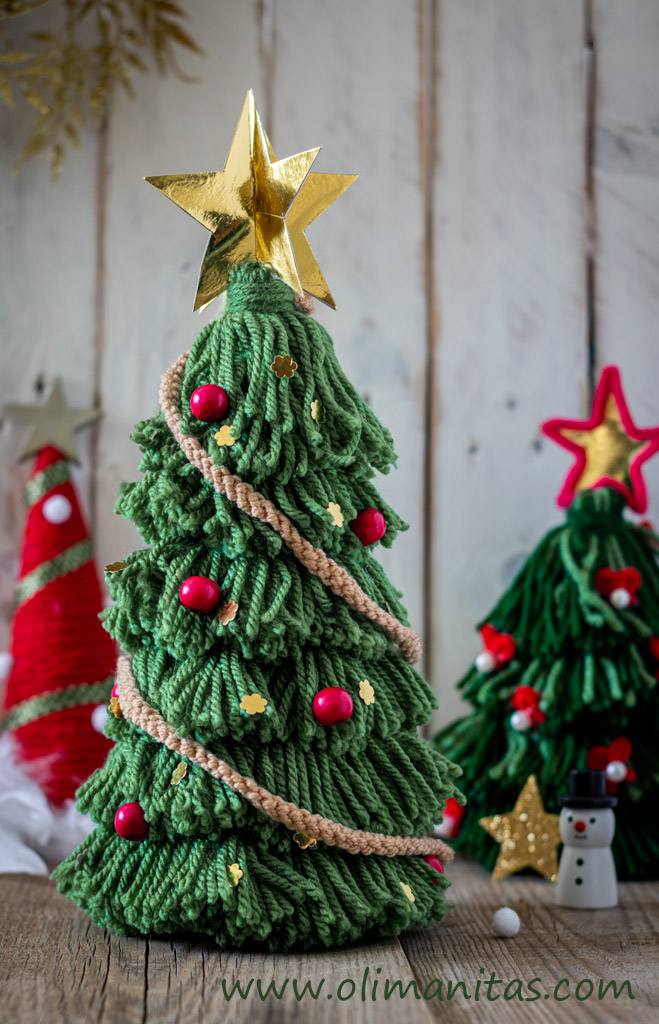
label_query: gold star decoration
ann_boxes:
[271,354,298,379]
[4,381,101,463]
[239,692,268,715]
[145,90,357,311]
[480,774,561,882]
[359,679,375,706]
[105,561,128,574]
[327,501,344,528]
[215,424,237,447]
[219,600,239,626]
[228,863,244,887]
[542,366,659,514]
[170,762,188,786]
[400,882,415,903]
[109,696,122,719]
[310,399,326,424]
[293,832,317,850]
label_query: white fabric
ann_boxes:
[0,734,93,874]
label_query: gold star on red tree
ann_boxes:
[542,366,659,513]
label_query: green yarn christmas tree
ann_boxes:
[434,367,659,882]
[54,264,463,949]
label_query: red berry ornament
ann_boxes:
[349,507,386,546]
[190,384,229,423]
[179,575,221,613]
[114,801,148,841]
[312,687,354,726]
[423,854,444,886]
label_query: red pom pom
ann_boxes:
[114,801,148,841]
[190,384,229,422]
[179,575,221,613]
[480,625,516,665]
[312,687,354,726]
[423,854,444,885]
[595,566,641,605]
[649,637,659,661]
[349,507,386,546]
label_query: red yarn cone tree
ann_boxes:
[1,386,116,805]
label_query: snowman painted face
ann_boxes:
[559,807,615,848]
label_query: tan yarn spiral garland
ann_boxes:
[159,352,423,665]
[116,656,454,861]
[123,353,454,860]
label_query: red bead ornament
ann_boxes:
[312,687,354,726]
[349,507,386,546]
[179,575,221,613]
[190,384,229,423]
[111,683,119,699]
[423,854,444,885]
[114,801,148,841]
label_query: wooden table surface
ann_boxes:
[1,859,656,1024]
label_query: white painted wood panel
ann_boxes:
[273,0,428,641]
[592,0,659,511]
[430,0,589,727]
[94,1,262,574]
[0,3,99,650]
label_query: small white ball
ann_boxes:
[91,703,109,734]
[491,906,521,937]
[610,587,631,610]
[605,759,627,783]
[475,650,497,673]
[0,651,13,679]
[42,494,73,524]
[510,709,533,732]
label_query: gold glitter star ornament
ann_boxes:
[145,90,357,310]
[480,774,561,882]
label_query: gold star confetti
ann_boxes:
[271,354,298,379]
[5,380,101,463]
[145,91,357,311]
[215,424,237,447]
[170,762,188,786]
[219,600,239,625]
[109,696,122,719]
[359,679,375,706]
[240,692,268,715]
[293,832,317,850]
[480,774,561,882]
[310,399,326,424]
[105,561,128,573]
[327,501,344,528]
[228,863,243,887]
[400,882,415,903]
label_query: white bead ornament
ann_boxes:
[609,587,631,609]
[605,760,627,783]
[91,704,108,734]
[0,651,13,679]
[491,907,521,937]
[42,494,72,524]
[475,650,497,673]
[510,709,534,732]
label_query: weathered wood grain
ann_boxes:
[429,0,589,727]
[273,0,429,641]
[591,0,659,510]
[1,860,656,1023]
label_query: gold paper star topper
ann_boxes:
[145,90,357,311]
[480,774,561,882]
[4,381,101,463]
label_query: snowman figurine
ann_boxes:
[556,769,617,909]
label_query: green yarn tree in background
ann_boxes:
[54,264,463,949]
[434,366,659,881]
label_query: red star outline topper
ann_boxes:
[541,366,659,514]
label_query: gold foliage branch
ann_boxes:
[0,0,203,178]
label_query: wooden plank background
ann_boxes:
[1,0,658,728]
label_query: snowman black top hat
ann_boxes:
[558,769,617,809]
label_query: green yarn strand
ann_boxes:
[14,539,93,608]
[1,676,114,733]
